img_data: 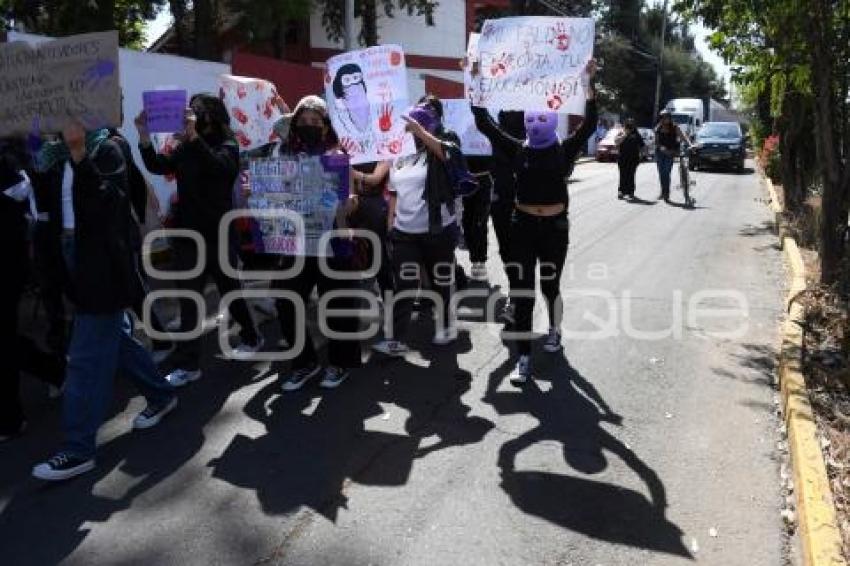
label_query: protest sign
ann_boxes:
[143,89,187,133]
[474,17,594,115]
[325,45,415,165]
[463,33,481,101]
[245,154,350,256]
[0,31,121,137]
[442,99,492,156]
[219,74,285,151]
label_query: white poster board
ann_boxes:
[463,32,480,101]
[324,44,415,165]
[474,17,595,115]
[442,99,492,156]
[219,74,284,151]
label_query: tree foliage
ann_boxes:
[317,0,438,47]
[0,0,166,48]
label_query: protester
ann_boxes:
[472,59,598,383]
[136,93,263,387]
[31,123,177,481]
[615,118,644,200]
[256,95,363,391]
[654,110,691,202]
[351,160,395,295]
[372,98,470,356]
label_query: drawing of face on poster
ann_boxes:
[332,63,371,134]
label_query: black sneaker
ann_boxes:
[0,421,26,443]
[133,397,178,430]
[32,452,95,481]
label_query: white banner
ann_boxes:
[442,99,491,156]
[474,17,595,115]
[463,32,481,102]
[219,74,284,151]
[324,44,415,165]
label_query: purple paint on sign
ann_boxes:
[143,90,188,134]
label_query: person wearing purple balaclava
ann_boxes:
[471,59,598,384]
[372,96,468,356]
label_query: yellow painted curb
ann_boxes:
[778,234,846,565]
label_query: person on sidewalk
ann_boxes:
[136,94,264,387]
[615,119,644,200]
[32,123,177,482]
[372,100,469,357]
[654,110,690,202]
[254,95,363,391]
[472,59,599,383]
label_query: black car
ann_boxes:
[689,122,746,172]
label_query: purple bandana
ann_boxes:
[407,105,440,134]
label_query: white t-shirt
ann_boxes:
[61,162,75,230]
[389,153,455,234]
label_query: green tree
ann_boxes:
[0,0,166,48]
[317,0,438,47]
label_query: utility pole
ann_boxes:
[344,0,356,50]
[652,0,669,120]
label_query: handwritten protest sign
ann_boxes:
[0,31,120,137]
[474,17,594,115]
[325,45,415,165]
[143,89,187,133]
[463,33,481,101]
[245,154,350,256]
[442,99,492,156]
[219,74,285,151]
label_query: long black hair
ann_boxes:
[191,93,234,144]
[288,99,340,154]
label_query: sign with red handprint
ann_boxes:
[324,44,415,164]
[442,99,492,156]
[219,74,284,151]
[474,17,595,115]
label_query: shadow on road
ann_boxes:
[484,349,692,559]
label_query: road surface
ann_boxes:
[0,159,788,565]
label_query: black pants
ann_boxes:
[490,191,515,286]
[508,210,570,355]
[356,194,395,294]
[0,278,25,433]
[389,227,457,340]
[32,221,69,353]
[462,175,492,264]
[272,256,362,370]
[618,159,639,195]
[132,252,170,347]
[170,237,259,371]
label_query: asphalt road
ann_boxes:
[0,159,788,566]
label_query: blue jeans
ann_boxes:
[656,152,675,198]
[61,312,175,459]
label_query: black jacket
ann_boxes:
[140,136,239,239]
[0,147,31,292]
[41,141,141,314]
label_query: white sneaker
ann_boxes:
[372,340,410,357]
[32,452,95,481]
[133,397,178,430]
[543,328,563,353]
[432,326,458,346]
[471,262,488,281]
[165,368,202,387]
[510,355,533,384]
[320,366,351,389]
[231,336,265,360]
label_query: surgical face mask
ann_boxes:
[298,125,324,149]
[524,110,559,149]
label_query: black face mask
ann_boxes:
[298,126,324,149]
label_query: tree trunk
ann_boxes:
[193,0,216,60]
[168,0,190,56]
[359,0,378,46]
[810,0,848,284]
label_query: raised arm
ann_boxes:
[471,105,522,159]
[561,59,599,163]
[134,110,180,176]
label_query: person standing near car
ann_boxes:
[654,110,691,202]
[615,119,644,200]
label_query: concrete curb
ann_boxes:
[760,173,847,566]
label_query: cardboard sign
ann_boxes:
[246,154,350,256]
[143,89,187,133]
[0,31,121,137]
[463,33,481,101]
[442,99,492,156]
[325,45,415,165]
[219,74,284,151]
[474,17,595,115]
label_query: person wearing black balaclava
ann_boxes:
[136,93,263,388]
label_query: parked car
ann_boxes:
[689,121,746,172]
[638,128,656,161]
[595,127,623,162]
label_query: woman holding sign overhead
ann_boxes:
[471,59,598,384]
[135,94,263,388]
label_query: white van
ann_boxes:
[665,98,705,139]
